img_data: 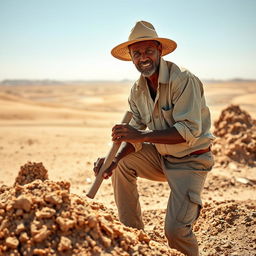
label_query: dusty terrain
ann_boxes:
[0,81,255,255]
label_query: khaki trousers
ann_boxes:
[112,143,214,256]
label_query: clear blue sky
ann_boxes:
[0,0,255,81]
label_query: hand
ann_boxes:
[93,157,118,179]
[112,124,145,143]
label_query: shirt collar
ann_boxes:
[158,58,169,84]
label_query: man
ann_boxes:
[94,21,214,256]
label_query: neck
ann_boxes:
[146,72,159,90]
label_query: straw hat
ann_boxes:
[111,21,177,61]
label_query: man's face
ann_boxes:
[129,40,162,77]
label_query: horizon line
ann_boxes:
[1,77,256,84]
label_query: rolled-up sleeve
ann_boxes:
[172,73,203,147]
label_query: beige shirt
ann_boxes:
[129,58,215,158]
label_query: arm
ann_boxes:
[112,125,185,144]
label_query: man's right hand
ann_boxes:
[93,157,118,179]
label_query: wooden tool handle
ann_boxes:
[86,111,133,199]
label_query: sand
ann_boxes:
[0,81,255,255]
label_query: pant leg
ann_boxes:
[163,167,208,256]
[112,143,166,229]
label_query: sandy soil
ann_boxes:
[0,81,255,255]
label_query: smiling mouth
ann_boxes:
[139,61,152,69]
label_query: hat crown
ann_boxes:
[128,21,159,41]
[111,20,177,61]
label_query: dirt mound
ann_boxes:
[14,162,49,186]
[195,200,256,255]
[142,200,256,256]
[0,162,183,256]
[212,104,256,166]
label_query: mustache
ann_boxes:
[138,60,152,67]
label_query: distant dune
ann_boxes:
[1,78,256,86]
[0,79,134,86]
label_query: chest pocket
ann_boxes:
[161,107,175,127]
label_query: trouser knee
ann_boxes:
[165,222,187,243]
[165,221,199,256]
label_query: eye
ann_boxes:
[133,52,140,58]
[146,49,154,55]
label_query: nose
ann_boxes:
[140,52,148,61]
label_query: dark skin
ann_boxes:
[94,40,185,179]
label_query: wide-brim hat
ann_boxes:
[111,20,177,61]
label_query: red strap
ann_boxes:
[190,147,211,155]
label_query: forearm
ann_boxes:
[112,124,185,145]
[114,142,135,163]
[141,127,185,144]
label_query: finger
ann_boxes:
[102,170,113,179]
[93,158,105,175]
[115,127,129,134]
[103,172,111,179]
[113,137,125,143]
[112,133,130,142]
[96,158,104,169]
[112,124,125,130]
[112,127,123,135]
[112,129,129,138]
[102,161,117,178]
[112,134,125,141]
[112,124,129,132]
[96,157,101,165]
[93,166,99,176]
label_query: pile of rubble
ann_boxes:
[0,162,183,256]
[142,200,256,255]
[212,104,256,166]
[194,200,256,255]
[14,162,48,186]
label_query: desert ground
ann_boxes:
[0,80,255,255]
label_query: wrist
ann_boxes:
[141,130,152,142]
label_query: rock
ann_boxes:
[13,195,32,212]
[235,177,254,185]
[33,225,51,243]
[36,207,56,219]
[44,192,62,205]
[138,230,151,243]
[5,236,19,249]
[19,232,29,242]
[16,222,26,234]
[56,217,75,232]
[58,236,72,251]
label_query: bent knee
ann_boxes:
[115,153,138,173]
[165,221,192,241]
[112,155,137,181]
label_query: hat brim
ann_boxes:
[111,37,177,61]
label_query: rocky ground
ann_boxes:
[0,162,183,256]
[0,82,255,255]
